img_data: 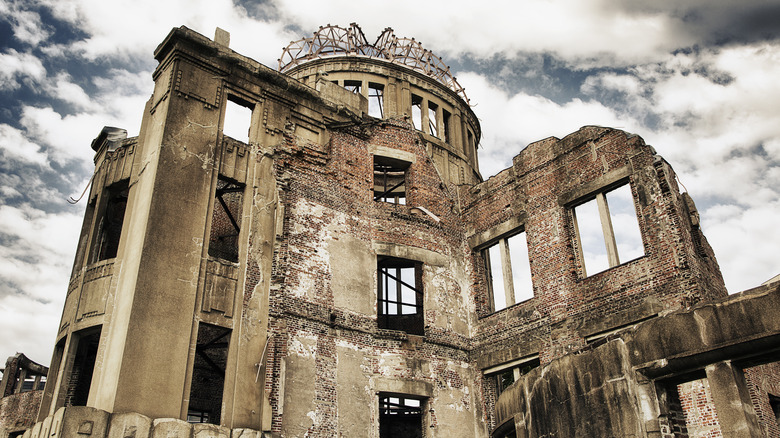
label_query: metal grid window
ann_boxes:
[208,177,244,263]
[378,257,423,335]
[379,394,423,438]
[373,156,409,205]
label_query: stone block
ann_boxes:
[53,406,110,437]
[38,415,51,438]
[107,412,152,438]
[231,429,262,438]
[151,418,192,438]
[28,421,41,438]
[192,423,230,437]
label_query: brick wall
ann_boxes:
[461,127,729,424]
[262,118,484,436]
[679,378,723,438]
[745,362,780,437]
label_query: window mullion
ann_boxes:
[499,238,516,308]
[596,193,620,267]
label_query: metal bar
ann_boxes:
[217,194,241,233]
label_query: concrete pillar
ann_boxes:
[705,361,762,437]
[14,368,27,394]
[0,356,18,396]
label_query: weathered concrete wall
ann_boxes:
[495,282,780,437]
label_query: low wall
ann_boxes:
[15,406,271,438]
[0,390,43,436]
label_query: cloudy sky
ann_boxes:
[1,0,779,364]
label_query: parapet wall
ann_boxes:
[17,406,269,438]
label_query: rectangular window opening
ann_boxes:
[65,327,101,407]
[373,156,409,205]
[368,83,385,118]
[442,109,451,143]
[484,231,533,312]
[488,355,540,396]
[187,323,231,425]
[427,101,439,138]
[379,394,424,438]
[91,180,128,263]
[344,80,362,94]
[411,94,423,131]
[572,182,644,277]
[378,257,423,335]
[223,97,253,143]
[208,176,244,263]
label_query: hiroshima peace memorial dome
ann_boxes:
[1,23,780,438]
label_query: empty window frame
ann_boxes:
[344,80,362,94]
[377,257,423,335]
[411,94,423,130]
[427,101,439,137]
[487,355,540,396]
[187,323,231,425]
[208,176,244,263]
[442,109,451,143]
[379,394,424,438]
[65,328,101,407]
[467,129,477,159]
[572,182,644,276]
[484,231,533,312]
[91,181,128,263]
[223,97,253,143]
[373,156,409,205]
[368,83,385,118]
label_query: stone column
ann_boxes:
[705,361,762,437]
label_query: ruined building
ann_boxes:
[4,24,780,438]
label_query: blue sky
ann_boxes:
[1,0,779,364]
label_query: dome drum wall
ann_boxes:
[286,56,482,185]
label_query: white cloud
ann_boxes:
[0,203,83,362]
[458,72,641,176]
[581,73,643,96]
[38,0,296,66]
[1,0,52,46]
[0,293,63,363]
[44,73,98,111]
[702,201,780,293]
[17,71,150,166]
[19,106,101,164]
[0,49,46,91]
[269,0,695,67]
[0,123,49,166]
